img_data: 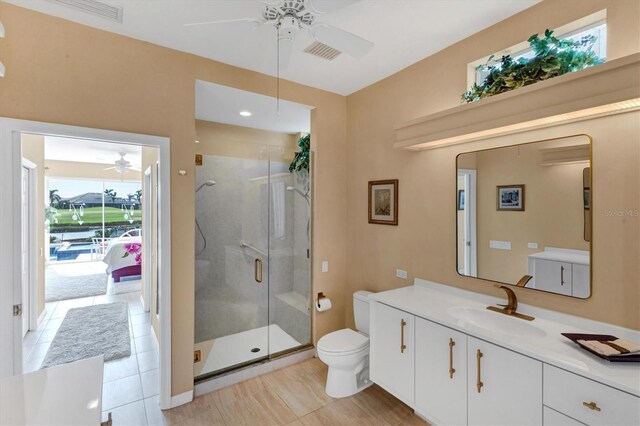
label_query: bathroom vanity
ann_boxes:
[369,279,640,426]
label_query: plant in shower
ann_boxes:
[461,29,605,103]
[289,134,310,173]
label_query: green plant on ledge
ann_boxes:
[289,134,310,173]
[462,29,605,103]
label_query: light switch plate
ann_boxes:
[396,269,408,279]
[321,261,329,273]
[528,242,538,249]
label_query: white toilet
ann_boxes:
[317,290,373,398]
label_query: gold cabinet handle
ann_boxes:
[560,265,565,286]
[254,258,263,283]
[400,319,407,353]
[449,338,456,379]
[583,401,601,412]
[476,349,484,393]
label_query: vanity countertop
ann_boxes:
[0,356,103,425]
[528,247,589,265]
[370,280,639,397]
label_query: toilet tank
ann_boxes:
[353,290,374,336]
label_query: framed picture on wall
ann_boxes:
[457,189,465,211]
[496,184,525,211]
[368,179,398,225]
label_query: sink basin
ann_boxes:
[447,306,547,339]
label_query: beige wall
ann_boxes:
[195,120,298,161]
[346,0,640,330]
[0,2,347,397]
[467,138,589,284]
[21,134,46,318]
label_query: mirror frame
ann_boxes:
[454,134,593,299]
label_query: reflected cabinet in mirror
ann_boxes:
[456,135,592,298]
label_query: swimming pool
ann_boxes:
[52,243,95,261]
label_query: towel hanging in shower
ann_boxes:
[272,181,285,240]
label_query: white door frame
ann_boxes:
[458,169,477,276]
[21,159,39,333]
[0,118,173,410]
[142,167,152,312]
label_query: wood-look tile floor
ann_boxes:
[145,358,429,426]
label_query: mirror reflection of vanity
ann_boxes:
[456,135,592,298]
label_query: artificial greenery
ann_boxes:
[462,29,605,103]
[289,134,310,173]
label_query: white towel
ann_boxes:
[272,181,285,240]
[578,339,640,357]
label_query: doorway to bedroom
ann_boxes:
[20,133,162,420]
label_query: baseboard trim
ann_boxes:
[194,347,316,397]
[169,390,193,409]
[36,309,46,328]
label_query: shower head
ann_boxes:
[286,186,306,197]
[196,180,216,193]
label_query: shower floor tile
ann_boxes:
[194,324,301,377]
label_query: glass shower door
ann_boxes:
[268,145,312,356]
[194,141,271,378]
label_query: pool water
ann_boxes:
[51,243,95,261]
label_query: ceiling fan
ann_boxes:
[104,153,141,174]
[185,0,373,68]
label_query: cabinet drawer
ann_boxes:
[544,407,585,426]
[544,364,640,426]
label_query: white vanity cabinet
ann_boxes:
[467,336,542,426]
[415,318,467,426]
[370,302,415,406]
[528,248,590,297]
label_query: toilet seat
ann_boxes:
[317,328,369,356]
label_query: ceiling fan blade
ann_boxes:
[278,36,294,70]
[104,166,117,170]
[305,0,360,15]
[184,18,265,33]
[311,24,373,58]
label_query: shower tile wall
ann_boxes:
[195,155,310,346]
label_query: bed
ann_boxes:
[102,236,142,282]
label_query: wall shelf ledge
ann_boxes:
[394,53,640,151]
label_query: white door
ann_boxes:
[370,302,414,407]
[142,168,152,312]
[415,318,467,425]
[21,166,30,338]
[467,337,542,426]
[458,169,477,276]
[571,264,590,298]
[535,259,572,296]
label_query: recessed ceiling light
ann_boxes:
[239,111,252,117]
[195,140,200,144]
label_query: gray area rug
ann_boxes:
[41,302,131,369]
[46,269,108,302]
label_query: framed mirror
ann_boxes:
[456,135,592,298]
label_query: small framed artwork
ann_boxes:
[457,189,465,211]
[496,184,525,211]
[368,179,398,225]
[583,188,590,210]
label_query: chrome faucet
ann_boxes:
[487,284,535,321]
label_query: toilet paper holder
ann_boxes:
[317,292,326,308]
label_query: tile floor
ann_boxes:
[23,288,160,425]
[143,358,428,426]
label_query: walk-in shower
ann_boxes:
[193,142,312,380]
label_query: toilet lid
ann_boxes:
[317,329,369,354]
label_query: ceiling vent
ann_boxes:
[48,0,123,23]
[303,41,342,61]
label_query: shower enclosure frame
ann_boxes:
[194,148,315,383]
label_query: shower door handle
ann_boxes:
[255,258,263,283]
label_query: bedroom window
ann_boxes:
[467,11,607,89]
[47,178,142,262]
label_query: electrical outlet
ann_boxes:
[490,240,511,250]
[396,269,408,279]
[528,242,538,249]
[321,261,329,273]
